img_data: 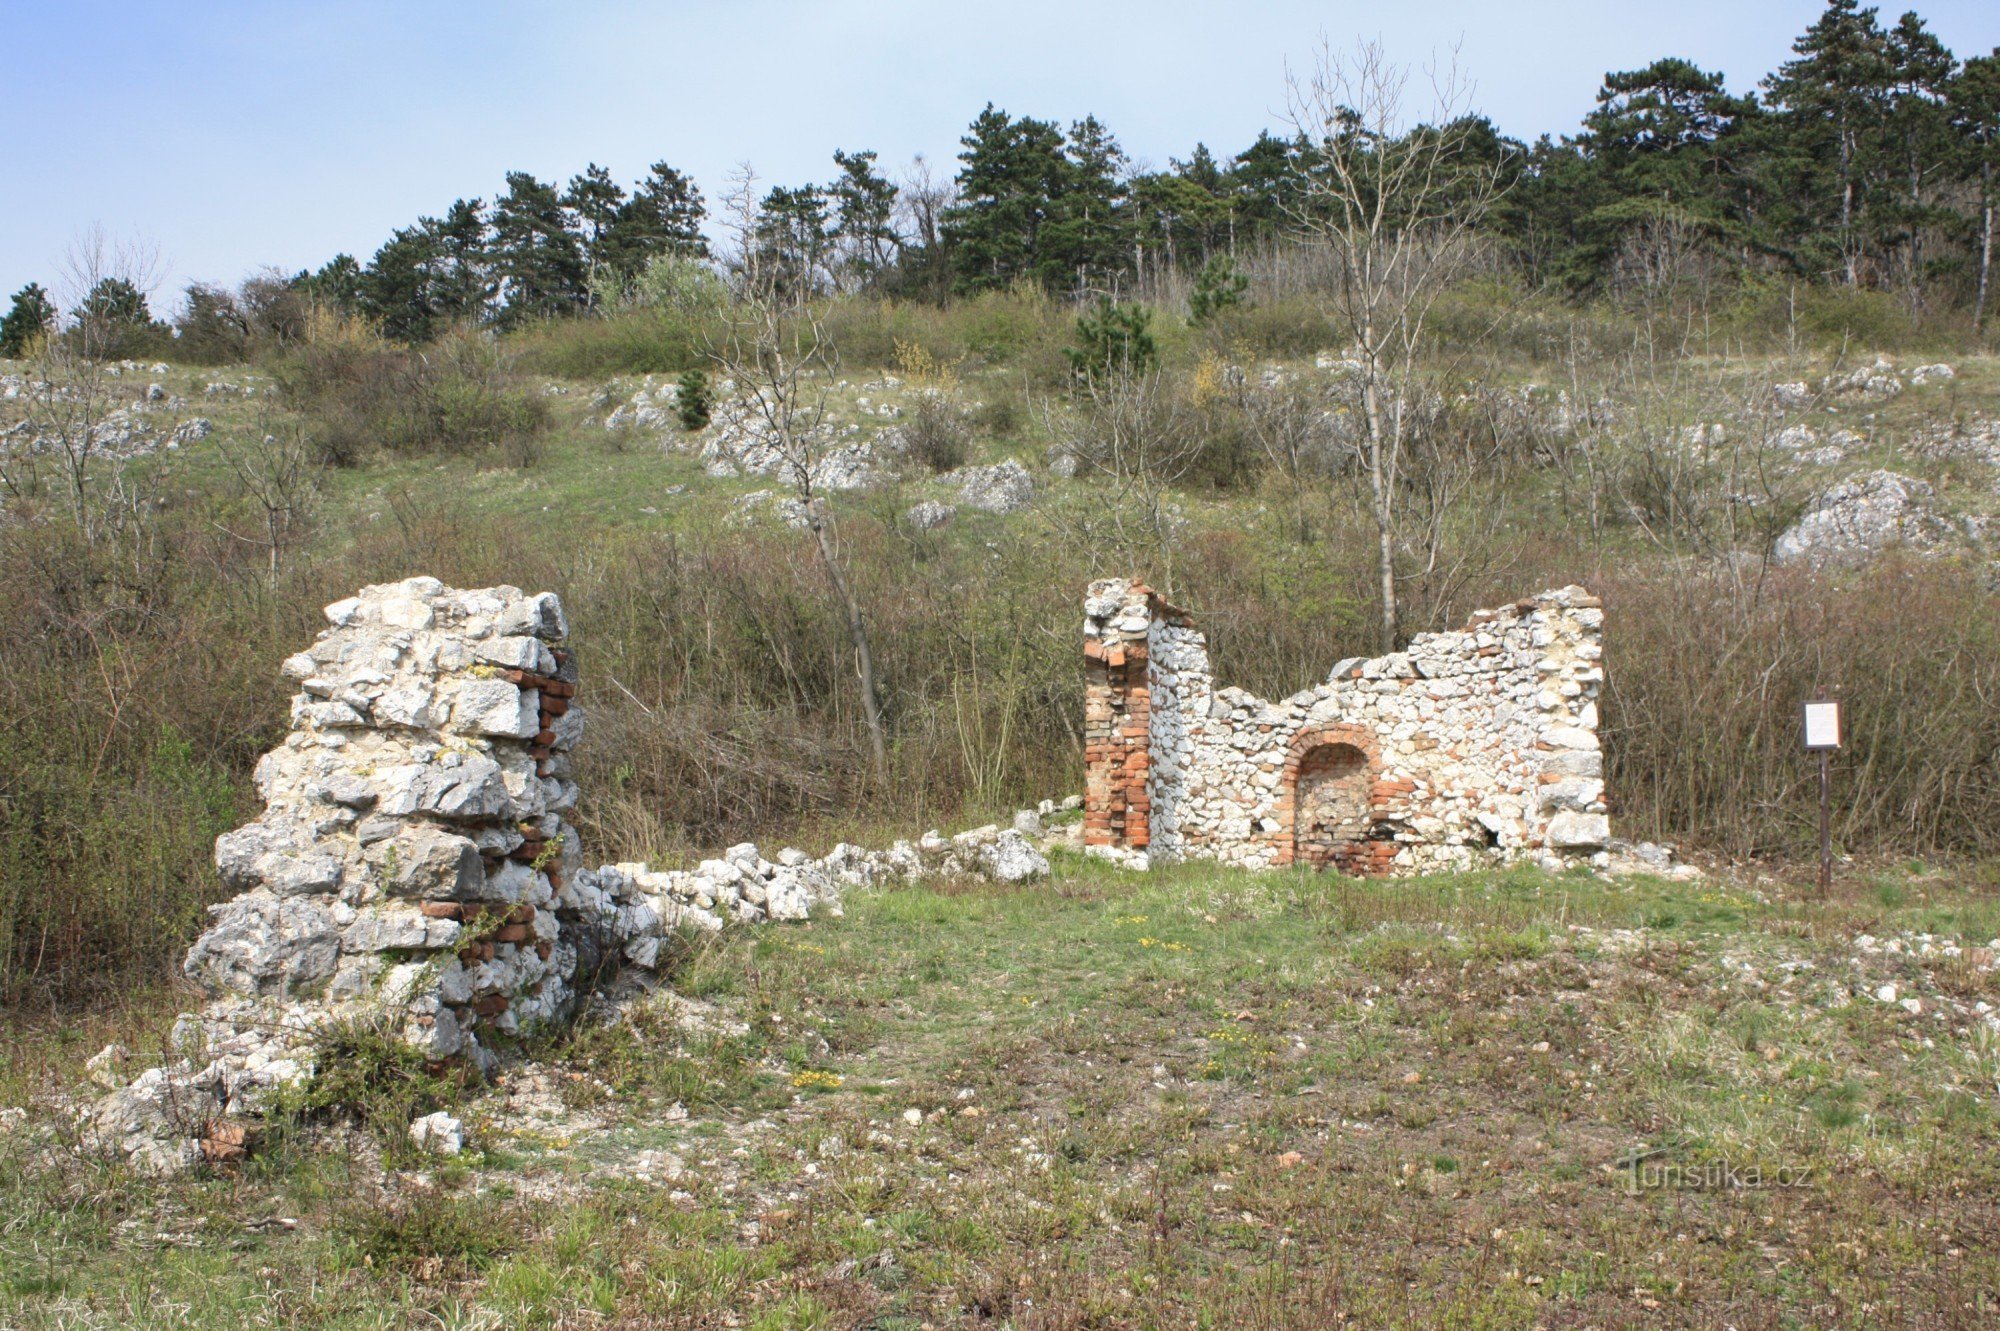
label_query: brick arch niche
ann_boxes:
[1278,726,1393,874]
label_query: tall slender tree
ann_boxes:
[1765,0,1894,284]
[1953,51,2000,332]
[564,163,628,278]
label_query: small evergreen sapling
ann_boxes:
[1189,256,1249,324]
[1065,298,1158,382]
[675,368,712,431]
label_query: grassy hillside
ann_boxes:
[4,290,2000,1006]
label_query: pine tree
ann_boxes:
[489,172,588,327]
[1039,115,1131,293]
[361,227,442,341]
[944,105,1071,292]
[431,199,492,324]
[1765,0,1895,284]
[296,254,363,313]
[752,185,835,294]
[359,200,490,341]
[829,149,900,282]
[74,278,160,358]
[0,282,56,358]
[1223,131,1303,241]
[1543,59,1747,289]
[1877,12,1957,295]
[1065,297,1156,381]
[564,163,628,279]
[1188,255,1248,323]
[600,161,708,277]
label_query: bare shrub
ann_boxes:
[1602,560,2000,859]
[276,321,550,466]
[1036,369,1203,591]
[901,390,970,472]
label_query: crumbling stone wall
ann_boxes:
[1083,579,1609,873]
[104,578,1050,1169]
[182,578,592,1086]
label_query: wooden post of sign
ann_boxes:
[1804,699,1841,899]
[1818,748,1831,898]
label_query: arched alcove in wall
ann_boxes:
[1294,742,1370,868]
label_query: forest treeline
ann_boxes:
[4,0,1998,363]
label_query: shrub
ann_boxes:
[1722,279,1926,352]
[276,324,550,465]
[338,1191,514,1273]
[509,305,718,377]
[280,1018,465,1152]
[1066,298,1159,383]
[972,394,1021,439]
[1199,297,1329,360]
[902,390,971,472]
[675,368,712,431]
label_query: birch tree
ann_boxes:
[1281,38,1507,652]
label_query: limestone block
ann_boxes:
[450,680,538,739]
[214,822,344,897]
[184,895,345,998]
[374,686,437,729]
[1537,778,1604,813]
[1545,811,1611,850]
[342,909,461,952]
[418,756,512,821]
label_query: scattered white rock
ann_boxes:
[945,459,1035,514]
[409,1111,465,1156]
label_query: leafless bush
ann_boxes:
[215,414,324,583]
[1035,369,1204,592]
[901,389,971,472]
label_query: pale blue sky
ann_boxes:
[2,1,1995,308]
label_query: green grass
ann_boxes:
[6,859,1999,1328]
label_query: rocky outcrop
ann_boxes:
[945,459,1035,514]
[1773,470,1955,567]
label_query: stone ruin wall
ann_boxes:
[181,578,598,1093]
[1084,578,1610,874]
[111,577,1049,1167]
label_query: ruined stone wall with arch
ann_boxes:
[1082,579,1609,875]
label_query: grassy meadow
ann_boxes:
[5,856,1998,1327]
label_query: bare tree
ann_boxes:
[215,414,324,584]
[710,169,890,779]
[1281,38,1508,651]
[1034,369,1203,595]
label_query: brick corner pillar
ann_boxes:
[1082,579,1156,852]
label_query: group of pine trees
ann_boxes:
[3,0,1997,357]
